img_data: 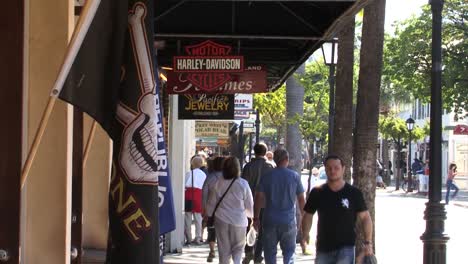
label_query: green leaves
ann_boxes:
[254,85,286,131]
[379,114,427,142]
[297,63,329,141]
[383,0,467,118]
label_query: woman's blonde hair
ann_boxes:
[191,156,204,169]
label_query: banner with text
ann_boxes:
[178,94,234,120]
[234,94,253,120]
[195,122,230,138]
[167,40,267,94]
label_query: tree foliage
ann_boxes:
[294,62,329,143]
[254,85,286,138]
[379,114,426,143]
[383,0,468,118]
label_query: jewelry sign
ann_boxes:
[167,40,268,94]
[178,94,234,120]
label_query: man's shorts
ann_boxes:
[207,227,216,243]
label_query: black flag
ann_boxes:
[59,0,174,263]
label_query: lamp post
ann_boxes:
[255,109,260,144]
[421,0,448,263]
[321,39,338,153]
[406,117,415,192]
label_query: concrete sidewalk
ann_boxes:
[380,185,468,208]
[163,185,468,264]
[163,243,316,264]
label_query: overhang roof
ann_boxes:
[154,0,369,90]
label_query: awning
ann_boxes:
[154,0,370,90]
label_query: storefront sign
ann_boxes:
[235,94,253,111]
[168,67,267,94]
[195,122,230,137]
[454,124,468,135]
[243,120,255,134]
[168,40,267,94]
[234,110,250,120]
[178,94,234,120]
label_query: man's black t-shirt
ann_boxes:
[304,183,367,252]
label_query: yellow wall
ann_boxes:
[23,0,73,263]
[82,116,111,249]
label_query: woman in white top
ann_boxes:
[184,156,207,244]
[206,156,253,264]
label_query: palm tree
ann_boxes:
[353,0,386,252]
[333,18,356,183]
[286,63,305,175]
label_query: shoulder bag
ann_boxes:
[184,170,194,212]
[207,178,236,229]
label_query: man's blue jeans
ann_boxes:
[262,222,296,264]
[316,246,355,264]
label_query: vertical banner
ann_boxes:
[58,0,175,263]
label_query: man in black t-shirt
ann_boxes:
[301,155,373,264]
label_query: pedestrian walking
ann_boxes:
[241,143,274,264]
[202,156,226,262]
[253,148,305,264]
[206,157,253,264]
[265,151,276,168]
[301,155,374,264]
[184,156,207,245]
[445,163,459,205]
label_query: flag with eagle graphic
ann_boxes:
[58,0,175,262]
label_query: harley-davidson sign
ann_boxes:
[168,40,267,94]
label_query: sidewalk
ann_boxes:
[163,243,316,264]
[379,184,468,208]
[164,186,468,264]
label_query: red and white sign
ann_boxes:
[454,124,468,135]
[172,40,243,92]
[167,66,267,94]
[235,94,253,111]
[168,40,267,94]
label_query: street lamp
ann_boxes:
[321,39,338,153]
[421,1,448,263]
[406,117,415,192]
[255,109,261,144]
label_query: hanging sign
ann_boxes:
[195,121,230,137]
[453,124,468,135]
[235,94,253,111]
[167,40,267,94]
[178,94,234,120]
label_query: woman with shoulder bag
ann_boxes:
[206,156,253,264]
[184,155,207,245]
[202,156,226,262]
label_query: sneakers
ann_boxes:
[207,251,215,262]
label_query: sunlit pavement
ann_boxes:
[164,183,468,264]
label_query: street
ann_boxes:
[164,179,468,264]
[375,189,467,264]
